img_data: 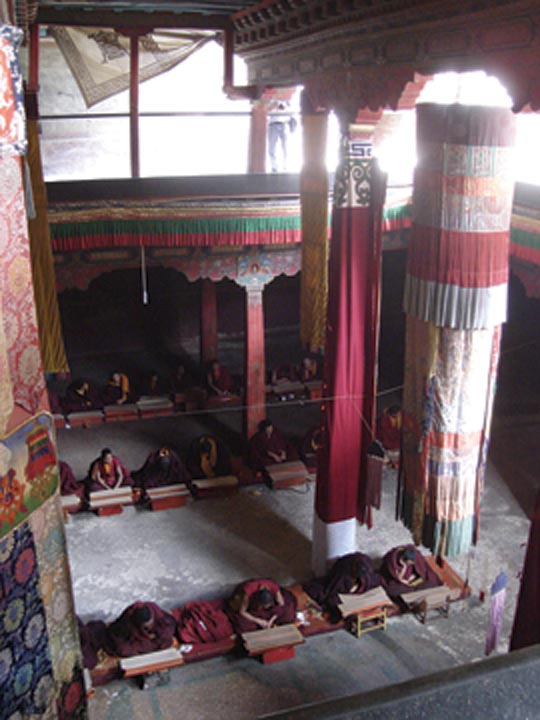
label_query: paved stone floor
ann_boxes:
[56,397,533,720]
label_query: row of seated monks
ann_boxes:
[78,544,442,670]
[50,355,323,416]
[59,419,311,503]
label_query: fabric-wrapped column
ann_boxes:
[400,103,516,557]
[313,121,386,574]
[244,284,266,439]
[299,91,329,352]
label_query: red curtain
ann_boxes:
[315,128,386,526]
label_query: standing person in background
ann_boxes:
[268,100,296,173]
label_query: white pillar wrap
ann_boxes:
[311,511,357,576]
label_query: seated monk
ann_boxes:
[300,426,322,471]
[228,579,297,634]
[86,447,132,494]
[141,371,166,397]
[169,363,194,394]
[248,419,298,473]
[271,363,298,385]
[186,434,231,479]
[380,544,442,599]
[132,446,191,492]
[59,460,85,501]
[296,357,318,383]
[206,359,234,397]
[102,372,132,405]
[104,601,177,657]
[64,378,103,413]
[78,617,108,669]
[303,552,381,619]
[376,405,402,452]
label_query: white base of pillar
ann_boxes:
[311,512,357,576]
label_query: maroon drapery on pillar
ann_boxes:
[510,487,540,651]
[244,284,266,439]
[313,120,386,571]
[200,278,217,366]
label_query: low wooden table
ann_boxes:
[136,396,174,419]
[242,624,304,664]
[338,587,394,638]
[401,585,453,624]
[89,487,133,515]
[120,647,185,678]
[103,403,139,423]
[60,493,82,520]
[66,410,104,428]
[191,475,239,498]
[265,460,308,489]
[146,484,190,511]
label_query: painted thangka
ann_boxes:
[0,413,86,719]
[400,103,516,557]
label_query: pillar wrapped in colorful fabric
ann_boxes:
[400,103,516,557]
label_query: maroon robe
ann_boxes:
[132,448,191,490]
[207,365,234,395]
[376,409,401,451]
[380,544,442,599]
[86,455,132,494]
[78,617,108,669]
[59,461,85,500]
[511,488,540,651]
[228,579,297,634]
[173,599,234,644]
[248,427,297,473]
[303,552,381,616]
[104,601,177,657]
[64,380,103,413]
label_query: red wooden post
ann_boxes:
[28,23,40,92]
[244,285,266,439]
[200,278,218,366]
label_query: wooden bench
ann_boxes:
[136,396,174,419]
[103,403,139,423]
[205,394,242,409]
[89,487,134,516]
[338,587,394,638]
[191,475,239,499]
[270,381,307,401]
[66,410,104,428]
[146,484,190,511]
[265,460,309,489]
[242,624,304,664]
[401,585,454,624]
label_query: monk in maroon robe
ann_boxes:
[376,405,402,452]
[228,579,297,634]
[86,448,132,494]
[102,372,133,405]
[186,434,231,479]
[248,419,298,473]
[78,617,108,669]
[380,544,442,599]
[206,360,234,396]
[169,364,194,394]
[64,378,103,413]
[104,601,177,657]
[303,552,381,619]
[59,460,85,500]
[132,446,191,492]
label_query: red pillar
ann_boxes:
[200,279,218,367]
[244,285,266,439]
[248,101,268,173]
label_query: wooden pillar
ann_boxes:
[244,284,266,439]
[248,101,268,173]
[129,34,140,178]
[200,278,218,366]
